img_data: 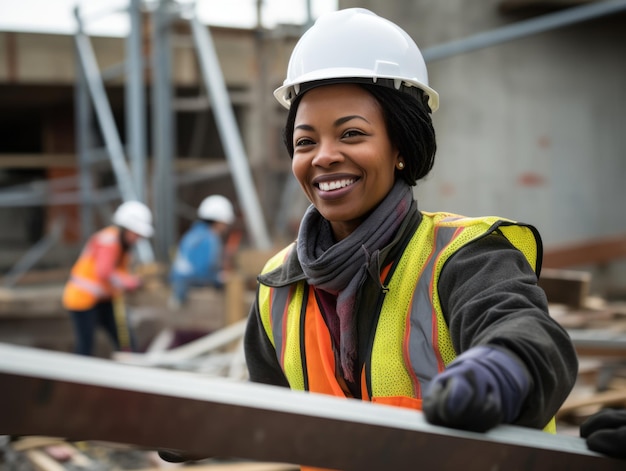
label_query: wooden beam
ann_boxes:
[558,389,626,416]
[0,154,76,169]
[543,234,626,268]
[0,343,623,470]
[538,268,591,308]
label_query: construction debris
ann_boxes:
[0,436,298,471]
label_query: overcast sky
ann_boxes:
[0,0,337,36]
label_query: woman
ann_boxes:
[63,200,153,356]
[244,8,577,436]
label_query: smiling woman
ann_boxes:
[242,9,579,470]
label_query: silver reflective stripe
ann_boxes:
[407,223,460,388]
[70,274,108,297]
[270,285,291,368]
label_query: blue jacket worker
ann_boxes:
[169,195,234,308]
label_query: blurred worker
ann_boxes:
[62,200,154,356]
[169,195,234,308]
[581,408,626,459]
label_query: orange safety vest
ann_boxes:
[62,226,132,311]
[258,212,556,453]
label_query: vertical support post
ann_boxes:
[74,28,95,244]
[190,14,272,250]
[126,0,147,203]
[151,0,176,262]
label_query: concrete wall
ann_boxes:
[0,26,266,87]
[339,1,626,252]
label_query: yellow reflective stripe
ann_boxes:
[372,214,436,398]
[282,282,306,391]
[258,284,274,347]
[258,244,294,347]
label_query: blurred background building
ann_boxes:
[1,3,626,463]
[0,0,625,304]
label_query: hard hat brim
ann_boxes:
[274,72,439,112]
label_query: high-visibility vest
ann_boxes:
[258,211,556,434]
[62,226,131,311]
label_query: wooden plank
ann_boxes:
[0,268,70,286]
[24,450,66,471]
[543,234,626,268]
[539,268,591,308]
[10,437,66,452]
[0,153,76,168]
[558,389,626,416]
[0,343,623,471]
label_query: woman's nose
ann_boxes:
[311,139,343,167]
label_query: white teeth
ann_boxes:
[318,179,355,192]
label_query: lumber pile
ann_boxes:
[539,268,626,429]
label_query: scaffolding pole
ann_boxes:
[151,0,177,262]
[423,0,626,62]
[126,0,147,204]
[74,7,154,263]
[189,13,272,250]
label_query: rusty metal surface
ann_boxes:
[0,343,623,471]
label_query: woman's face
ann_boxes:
[123,229,142,245]
[292,84,401,241]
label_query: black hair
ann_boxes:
[282,80,437,186]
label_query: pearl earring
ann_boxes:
[397,161,405,170]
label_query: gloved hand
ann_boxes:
[580,408,626,459]
[422,345,531,432]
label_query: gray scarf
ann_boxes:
[296,180,413,382]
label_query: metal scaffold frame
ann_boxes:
[73,0,271,265]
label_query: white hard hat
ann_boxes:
[112,200,154,238]
[273,8,439,112]
[197,195,235,225]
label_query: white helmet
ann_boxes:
[112,200,154,238]
[273,8,439,112]
[197,195,234,225]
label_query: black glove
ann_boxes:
[580,408,626,459]
[422,346,531,432]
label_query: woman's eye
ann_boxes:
[343,129,364,138]
[295,138,314,147]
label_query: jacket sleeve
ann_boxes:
[92,233,141,292]
[244,289,290,387]
[438,231,578,429]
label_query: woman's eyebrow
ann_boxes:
[294,123,314,131]
[295,114,370,132]
[335,115,369,126]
